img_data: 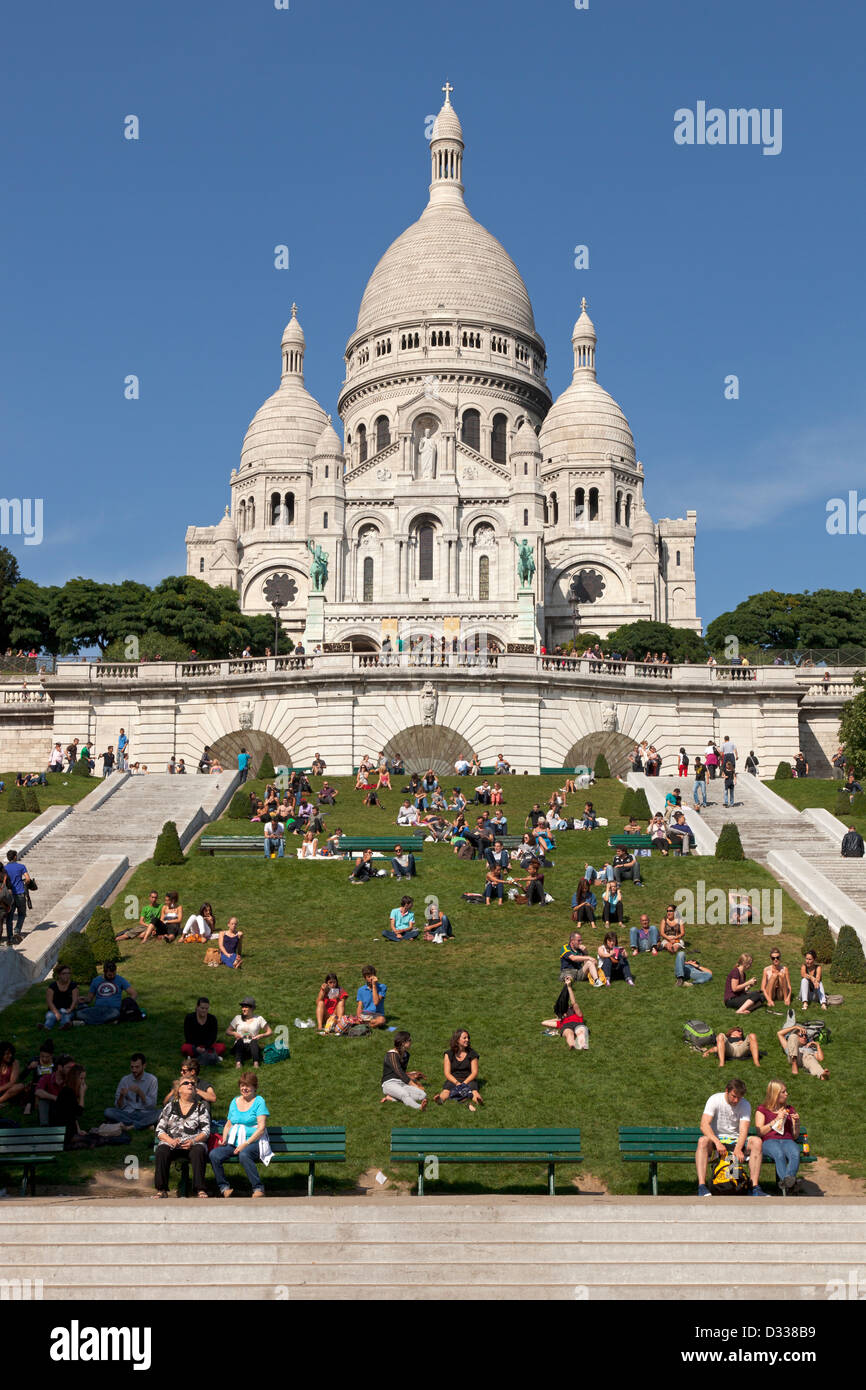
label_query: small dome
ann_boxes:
[539,379,636,466]
[632,501,655,536]
[215,505,236,540]
[314,418,343,457]
[432,101,463,143]
[512,418,541,456]
[572,298,596,340]
[282,303,304,346]
[240,312,329,472]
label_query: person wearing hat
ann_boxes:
[225,998,272,1068]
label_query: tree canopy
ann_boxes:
[706,589,866,655]
[601,620,707,663]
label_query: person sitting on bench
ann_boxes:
[668,811,695,855]
[263,817,284,860]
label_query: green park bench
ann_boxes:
[199,835,269,854]
[153,1125,346,1197]
[608,834,654,850]
[198,834,425,857]
[618,1125,816,1196]
[340,836,424,855]
[0,1126,66,1196]
[390,1126,583,1195]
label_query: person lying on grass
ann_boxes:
[704,1024,760,1069]
[542,981,589,1050]
[435,1028,483,1110]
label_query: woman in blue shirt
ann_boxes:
[209,1073,270,1197]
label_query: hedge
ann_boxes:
[86,905,119,966]
[152,821,185,866]
[56,932,97,983]
[830,924,866,984]
[775,761,792,779]
[802,914,836,964]
[715,822,745,861]
[594,754,611,780]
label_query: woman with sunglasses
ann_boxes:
[153,1077,211,1199]
[761,951,792,1008]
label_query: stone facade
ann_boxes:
[186,88,699,649]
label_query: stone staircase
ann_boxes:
[2,1199,865,1299]
[646,772,818,865]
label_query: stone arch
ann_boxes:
[381,723,475,777]
[342,633,380,652]
[208,730,291,777]
[564,730,634,778]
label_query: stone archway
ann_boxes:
[565,731,634,778]
[208,730,291,777]
[381,724,474,777]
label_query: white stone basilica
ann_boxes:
[185,85,700,650]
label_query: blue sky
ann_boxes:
[2,0,864,628]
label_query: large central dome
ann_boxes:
[352,91,538,342]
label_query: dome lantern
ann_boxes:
[428,81,465,209]
[572,297,597,379]
[281,303,306,380]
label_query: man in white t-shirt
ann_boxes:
[695,1078,766,1197]
[454,757,471,776]
[721,734,738,765]
[396,800,420,826]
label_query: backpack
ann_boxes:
[711,1151,752,1195]
[262,1039,290,1064]
[683,1020,715,1052]
[117,997,144,1023]
[802,1021,831,1045]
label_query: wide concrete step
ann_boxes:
[17,1281,824,1301]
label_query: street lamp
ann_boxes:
[262,574,296,656]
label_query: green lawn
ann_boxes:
[768,777,866,841]
[2,775,862,1196]
[0,770,97,844]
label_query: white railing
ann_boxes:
[3,688,51,704]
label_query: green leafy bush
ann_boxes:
[56,931,96,984]
[802,914,835,964]
[594,754,611,780]
[256,752,276,781]
[72,758,91,777]
[86,905,118,966]
[630,788,651,819]
[153,820,185,866]
[834,789,864,820]
[830,924,866,984]
[5,786,24,811]
[228,790,252,820]
[619,788,636,817]
[715,822,745,861]
[23,788,40,814]
[775,761,792,779]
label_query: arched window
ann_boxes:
[357,424,367,463]
[199,556,204,573]
[523,509,529,526]
[461,408,480,451]
[588,488,599,521]
[551,491,559,526]
[418,523,434,581]
[491,413,507,464]
[238,500,246,531]
[615,491,622,526]
[375,415,390,452]
[363,556,374,602]
[479,554,490,601]
[323,512,328,529]
[625,494,632,528]
[676,549,681,567]
[543,495,549,524]
[574,488,585,522]
[284,492,295,525]
[247,497,255,529]
[270,492,282,526]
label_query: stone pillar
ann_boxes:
[516,588,538,645]
[304,593,326,646]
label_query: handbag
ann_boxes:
[203,947,220,966]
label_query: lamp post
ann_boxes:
[262,574,295,657]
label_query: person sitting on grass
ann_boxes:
[542,981,589,1050]
[351,848,377,882]
[383,896,418,942]
[598,931,635,986]
[182,997,226,1065]
[571,877,597,928]
[315,974,348,1032]
[800,950,827,1009]
[116,889,161,942]
[423,902,453,941]
[217,916,243,969]
[560,930,602,985]
[629,912,659,956]
[761,950,792,1008]
[180,903,216,942]
[419,809,449,841]
[44,963,80,1029]
[755,1079,802,1194]
[103,1052,159,1130]
[209,1072,271,1198]
[724,953,765,1014]
[397,799,421,827]
[380,1032,427,1110]
[705,1024,760,1068]
[777,1021,829,1080]
[695,1078,767,1198]
[513,858,545,905]
[318,779,337,806]
[77,960,136,1025]
[435,1028,483,1110]
[226,998,272,1068]
[485,839,510,874]
[613,845,643,888]
[674,950,713,986]
[601,882,624,926]
[356,966,387,1028]
[377,766,392,791]
[263,816,285,859]
[483,863,506,907]
[0,1041,25,1111]
[658,904,685,954]
[581,802,599,830]
[141,891,182,943]
[153,1077,211,1199]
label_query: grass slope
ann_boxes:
[1,775,862,1195]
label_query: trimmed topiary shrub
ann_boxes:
[5,786,25,811]
[630,787,651,820]
[256,752,276,781]
[228,789,253,820]
[775,761,792,779]
[830,924,866,983]
[86,906,118,966]
[153,820,185,866]
[57,931,97,984]
[594,754,611,780]
[715,822,745,860]
[23,788,40,814]
[802,914,835,964]
[834,789,864,819]
[619,788,636,817]
[71,758,91,777]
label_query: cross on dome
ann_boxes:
[442,80,454,104]
[291,302,299,317]
[581,296,587,312]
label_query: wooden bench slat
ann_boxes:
[390,1127,582,1195]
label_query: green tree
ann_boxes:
[715,823,745,860]
[602,620,707,663]
[257,752,276,780]
[103,629,190,663]
[839,676,866,777]
[830,924,866,983]
[594,754,611,779]
[57,931,97,983]
[706,588,866,655]
[802,915,835,964]
[86,906,119,966]
[4,580,66,657]
[53,578,119,654]
[0,546,21,649]
[153,820,185,866]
